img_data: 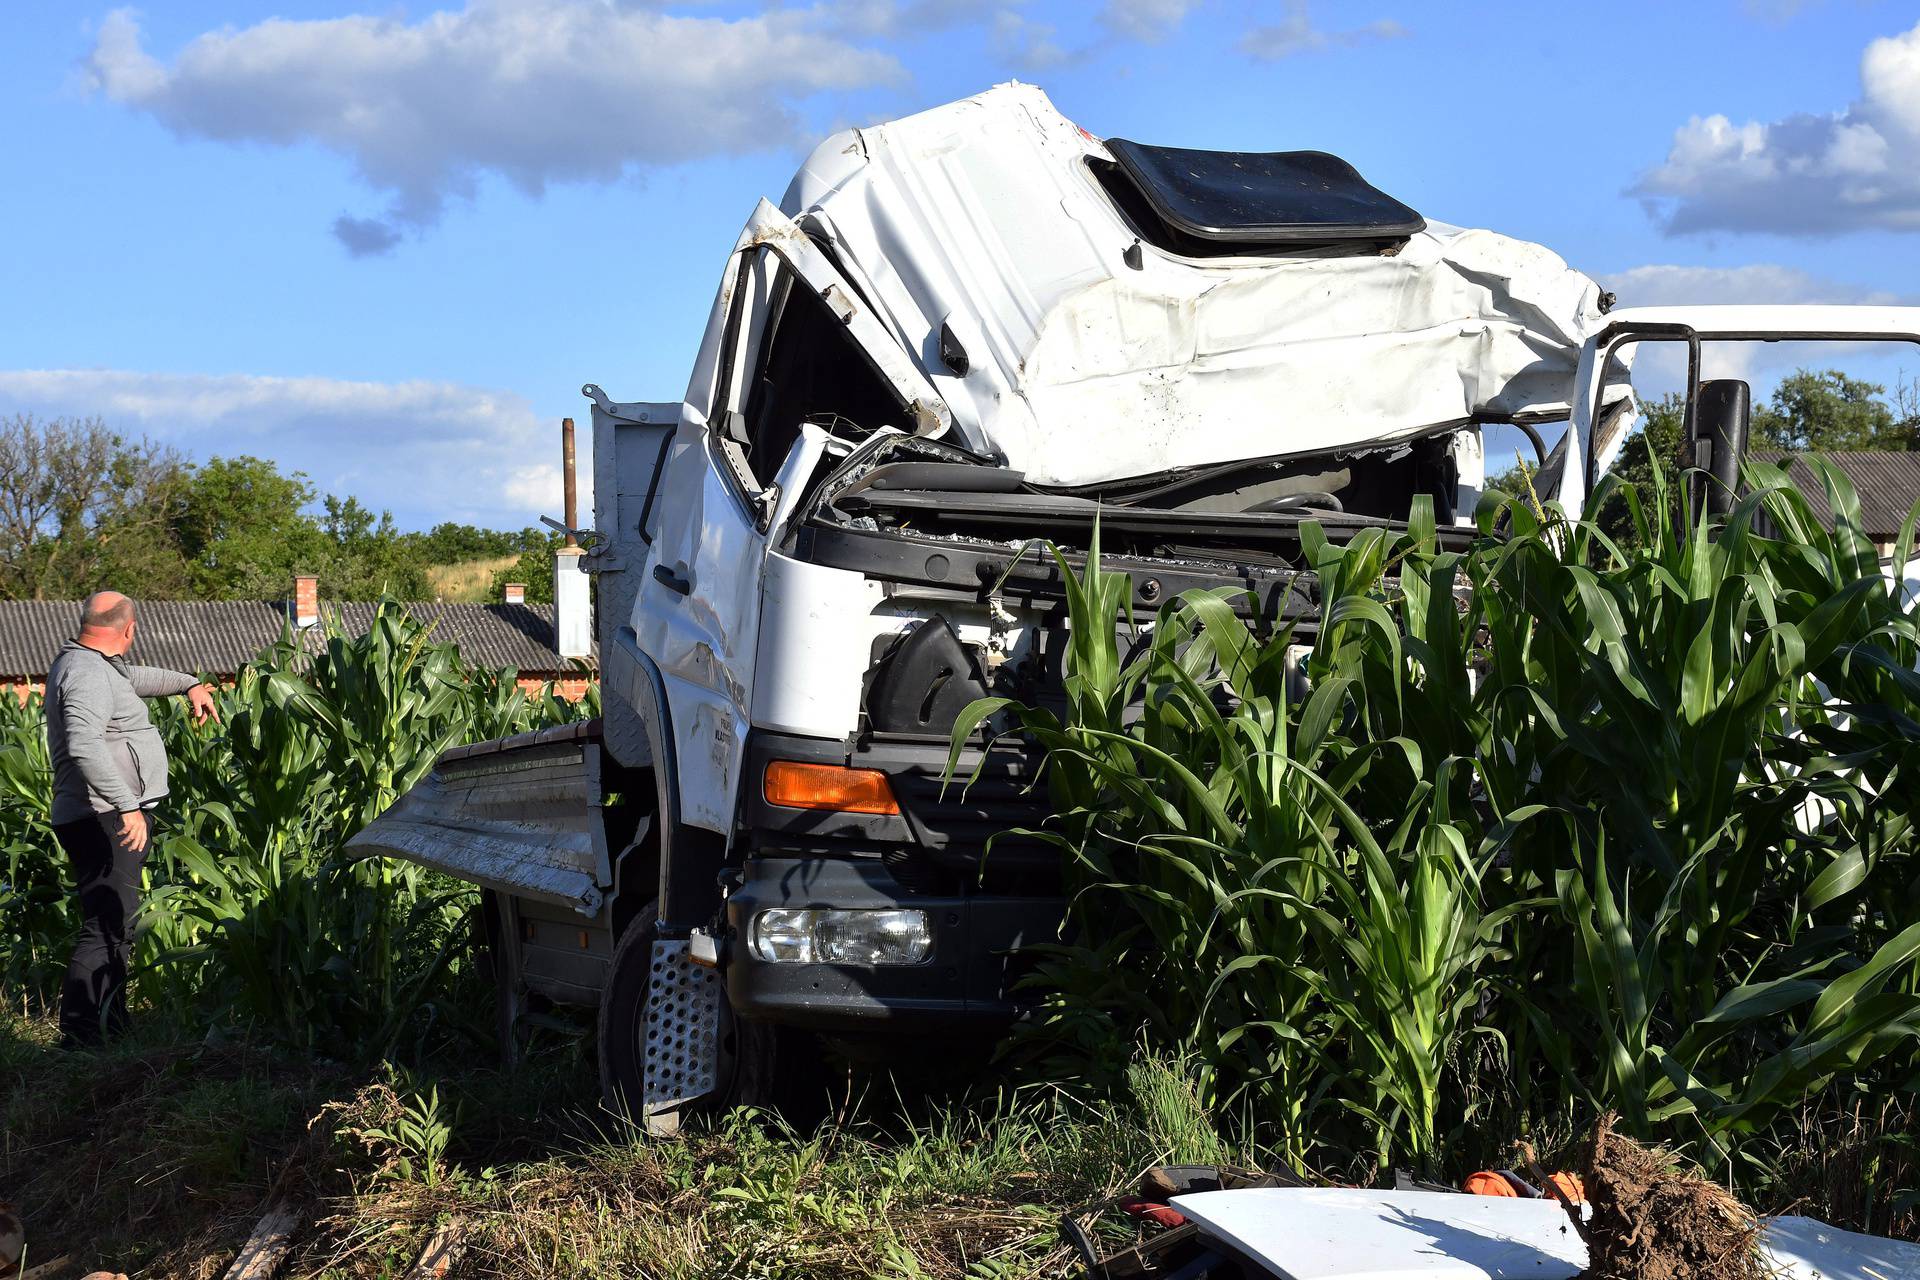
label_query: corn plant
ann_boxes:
[0,601,595,1055]
[0,692,62,995]
[336,1072,461,1188]
[958,464,1920,1182]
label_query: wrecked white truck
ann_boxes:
[346,83,1751,1130]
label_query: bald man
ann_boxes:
[45,591,218,1047]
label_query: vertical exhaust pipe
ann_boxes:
[561,416,579,548]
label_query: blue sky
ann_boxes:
[5,0,1920,528]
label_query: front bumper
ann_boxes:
[724,855,1062,1029]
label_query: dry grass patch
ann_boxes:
[425,555,522,602]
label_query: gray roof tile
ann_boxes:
[1750,451,1920,539]
[0,600,594,681]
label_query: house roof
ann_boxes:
[0,600,594,682]
[1751,451,1920,539]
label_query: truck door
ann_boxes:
[638,200,949,836]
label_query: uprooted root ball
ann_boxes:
[1579,1114,1766,1280]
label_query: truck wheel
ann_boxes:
[478,890,522,1069]
[598,903,776,1128]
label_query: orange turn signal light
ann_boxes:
[764,760,900,815]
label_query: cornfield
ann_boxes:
[955,459,1920,1216]
[0,603,595,1054]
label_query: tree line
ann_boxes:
[0,414,562,603]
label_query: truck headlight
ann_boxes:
[750,908,932,966]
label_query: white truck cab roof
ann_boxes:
[779,83,1612,488]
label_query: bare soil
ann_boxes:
[1579,1114,1767,1280]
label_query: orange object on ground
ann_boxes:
[1118,1197,1187,1229]
[1546,1171,1586,1205]
[1464,1171,1521,1197]
[1464,1168,1588,1204]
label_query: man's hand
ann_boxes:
[186,682,219,726]
[116,809,149,854]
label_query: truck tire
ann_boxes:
[478,889,521,1069]
[598,903,776,1126]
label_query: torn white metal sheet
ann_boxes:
[1171,1188,1586,1280]
[1761,1214,1920,1280]
[783,83,1611,487]
[1171,1188,1920,1280]
[344,730,606,916]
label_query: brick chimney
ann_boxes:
[293,573,319,629]
[503,582,526,605]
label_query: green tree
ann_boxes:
[172,455,327,599]
[1752,368,1914,452]
[404,522,548,565]
[485,533,566,604]
[315,495,431,600]
[0,413,190,600]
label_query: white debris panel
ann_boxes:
[1169,1189,1920,1280]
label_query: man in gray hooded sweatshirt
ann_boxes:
[45,591,218,1046]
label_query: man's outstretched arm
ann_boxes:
[126,666,198,698]
[127,666,219,725]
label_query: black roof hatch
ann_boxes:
[1099,140,1424,252]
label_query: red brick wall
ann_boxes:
[518,676,595,702]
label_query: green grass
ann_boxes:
[0,1009,1217,1280]
[3,1005,1910,1279]
[6,464,1920,1275]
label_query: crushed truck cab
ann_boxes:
[349,83,1626,1130]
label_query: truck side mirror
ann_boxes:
[1694,378,1750,517]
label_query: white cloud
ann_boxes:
[84,2,904,253]
[1743,0,1819,21]
[501,462,567,513]
[1601,262,1910,308]
[1595,263,1918,390]
[1635,19,1920,235]
[0,369,585,529]
[1238,3,1405,60]
[992,10,1069,69]
[826,0,1008,37]
[1098,0,1196,44]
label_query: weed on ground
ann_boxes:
[1,1010,1187,1279]
[3,1008,1916,1278]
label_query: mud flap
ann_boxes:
[641,938,722,1137]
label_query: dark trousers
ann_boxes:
[55,816,144,1046]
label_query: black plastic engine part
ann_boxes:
[865,615,989,735]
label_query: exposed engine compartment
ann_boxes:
[795,430,1478,570]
